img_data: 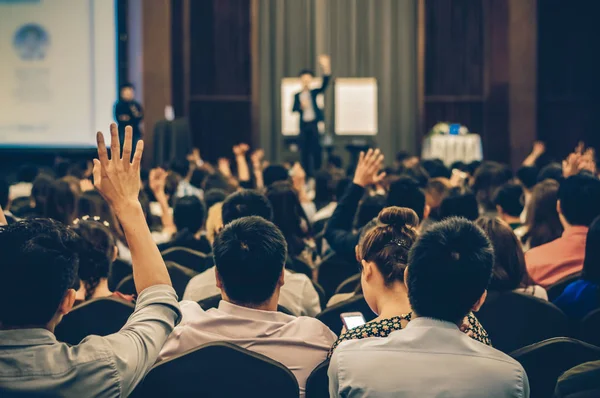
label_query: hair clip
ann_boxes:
[73,215,111,228]
[391,238,411,249]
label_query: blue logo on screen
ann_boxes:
[13,23,49,61]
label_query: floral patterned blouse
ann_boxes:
[328,312,491,358]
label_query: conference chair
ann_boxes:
[547,272,582,301]
[306,360,330,398]
[165,261,198,298]
[511,338,600,398]
[55,297,135,345]
[198,294,295,316]
[312,281,327,310]
[131,342,299,398]
[553,360,600,398]
[476,291,570,353]
[316,294,376,334]
[334,273,361,295]
[580,308,600,347]
[317,253,359,300]
[115,274,135,296]
[161,246,213,274]
[108,259,132,291]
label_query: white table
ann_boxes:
[421,134,483,165]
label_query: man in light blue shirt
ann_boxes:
[329,217,529,398]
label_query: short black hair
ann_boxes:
[328,154,343,169]
[472,162,513,212]
[537,162,563,184]
[558,174,600,227]
[439,187,479,221]
[263,165,289,188]
[204,188,228,211]
[517,166,539,190]
[17,164,39,183]
[0,219,80,327]
[356,194,386,229]
[494,182,525,217]
[170,160,190,178]
[298,68,314,77]
[120,82,135,91]
[174,196,206,233]
[387,177,426,221]
[407,217,494,323]
[421,159,451,179]
[190,168,209,189]
[221,190,274,225]
[213,216,287,306]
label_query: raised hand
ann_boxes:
[353,149,386,188]
[218,158,233,178]
[149,168,168,195]
[93,124,143,214]
[532,141,546,156]
[319,54,331,74]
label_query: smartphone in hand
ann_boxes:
[340,312,366,330]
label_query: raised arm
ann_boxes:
[522,141,545,167]
[149,167,177,237]
[234,144,252,187]
[93,124,172,293]
[315,55,331,93]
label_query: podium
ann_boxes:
[153,118,192,166]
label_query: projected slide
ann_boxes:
[0,0,116,148]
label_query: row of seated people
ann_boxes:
[3,127,600,397]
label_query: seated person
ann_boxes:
[438,187,480,221]
[159,216,336,397]
[71,216,134,303]
[329,217,529,397]
[422,177,452,229]
[0,125,181,396]
[157,195,211,254]
[476,217,547,300]
[329,207,491,357]
[494,182,525,230]
[184,190,321,317]
[518,179,563,250]
[554,215,600,319]
[9,164,38,201]
[526,174,600,287]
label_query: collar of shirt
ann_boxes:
[401,316,460,333]
[562,226,589,239]
[0,327,56,347]
[216,300,293,322]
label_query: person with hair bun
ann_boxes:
[329,207,491,356]
[71,217,134,303]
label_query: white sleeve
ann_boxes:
[302,277,322,317]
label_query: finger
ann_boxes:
[374,172,387,183]
[110,123,120,160]
[92,159,102,189]
[96,132,110,168]
[358,151,365,166]
[122,126,133,165]
[131,140,144,171]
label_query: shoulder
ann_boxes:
[293,316,338,342]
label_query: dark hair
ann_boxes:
[71,219,116,300]
[266,181,312,257]
[203,173,235,194]
[31,174,54,213]
[451,161,468,173]
[213,216,287,306]
[537,163,563,184]
[439,187,479,221]
[404,165,430,188]
[558,174,600,227]
[466,161,482,176]
[314,169,346,208]
[356,194,387,229]
[387,177,426,221]
[204,188,228,211]
[0,180,9,209]
[120,82,135,91]
[472,162,513,212]
[522,180,563,248]
[358,207,419,285]
[407,217,494,323]
[190,168,209,189]
[328,154,343,169]
[222,190,274,225]
[493,182,525,217]
[263,165,289,188]
[54,159,71,179]
[0,219,80,327]
[475,217,533,291]
[170,160,190,179]
[421,159,451,179]
[425,178,452,220]
[17,164,39,183]
[583,216,600,285]
[395,151,412,164]
[517,166,539,190]
[174,195,206,233]
[77,190,124,243]
[298,68,314,77]
[44,180,77,225]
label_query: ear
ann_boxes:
[277,268,285,287]
[556,199,562,216]
[423,204,431,221]
[355,245,361,263]
[59,289,77,316]
[361,260,374,280]
[496,205,505,217]
[471,290,488,312]
[112,246,118,262]
[215,268,223,290]
[403,266,409,289]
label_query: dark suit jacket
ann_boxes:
[292,75,331,126]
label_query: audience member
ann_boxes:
[493,182,525,230]
[16,173,54,218]
[476,217,547,300]
[537,162,563,183]
[0,125,181,396]
[312,169,346,222]
[184,189,321,317]
[9,164,38,201]
[471,161,512,215]
[421,159,451,179]
[387,177,429,222]
[526,174,600,287]
[329,208,491,356]
[205,202,223,246]
[355,194,387,230]
[161,216,335,397]
[0,180,16,224]
[518,179,563,250]
[44,179,78,225]
[263,164,289,188]
[157,195,211,254]
[438,187,479,221]
[329,217,529,397]
[554,216,600,319]
[204,188,227,212]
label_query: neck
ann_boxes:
[224,290,280,312]
[409,312,462,327]
[375,283,412,320]
[89,279,112,299]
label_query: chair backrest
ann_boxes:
[165,261,198,298]
[161,246,213,273]
[198,294,295,316]
[580,308,600,347]
[115,274,136,296]
[547,272,583,301]
[312,281,327,309]
[511,338,600,398]
[334,273,361,295]
[132,342,299,398]
[108,259,132,291]
[476,291,570,353]
[317,253,358,300]
[306,360,330,398]
[55,297,134,345]
[316,294,375,334]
